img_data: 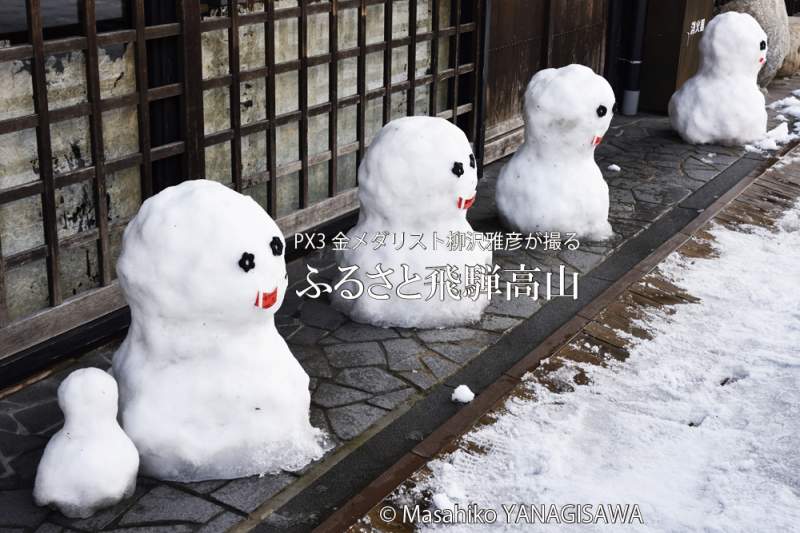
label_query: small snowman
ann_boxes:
[33,368,139,518]
[670,12,768,145]
[332,116,492,328]
[112,180,325,482]
[496,64,616,241]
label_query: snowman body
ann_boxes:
[33,368,139,518]
[332,117,492,328]
[496,64,616,241]
[112,180,324,482]
[670,12,768,146]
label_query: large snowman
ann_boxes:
[495,64,616,241]
[112,180,325,482]
[332,117,492,328]
[669,12,768,145]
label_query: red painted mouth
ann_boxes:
[254,288,278,310]
[457,195,476,210]
[592,135,603,147]
[759,57,765,64]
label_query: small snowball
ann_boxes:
[607,164,621,172]
[452,385,475,404]
[33,368,139,518]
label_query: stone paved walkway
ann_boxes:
[0,77,797,532]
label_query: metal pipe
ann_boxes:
[621,0,648,116]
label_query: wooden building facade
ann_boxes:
[0,0,663,381]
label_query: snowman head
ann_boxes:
[118,180,288,325]
[700,12,767,78]
[522,64,616,155]
[58,368,119,426]
[357,116,478,227]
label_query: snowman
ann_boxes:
[112,179,325,482]
[33,368,139,518]
[495,64,616,241]
[331,116,492,328]
[669,12,768,145]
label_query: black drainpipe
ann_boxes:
[621,0,648,116]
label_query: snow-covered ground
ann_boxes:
[416,204,800,532]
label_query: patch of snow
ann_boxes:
[420,202,800,532]
[607,164,621,172]
[769,96,800,121]
[33,368,139,518]
[744,122,798,153]
[496,64,615,241]
[432,493,456,511]
[451,385,475,404]
[670,13,768,146]
[332,116,492,328]
[113,180,326,482]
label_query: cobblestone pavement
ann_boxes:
[0,78,796,531]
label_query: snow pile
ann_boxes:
[332,117,492,328]
[418,203,800,532]
[113,180,326,481]
[768,91,800,119]
[496,65,615,241]
[451,385,475,404]
[743,94,800,153]
[670,12,768,146]
[745,122,796,152]
[33,368,139,518]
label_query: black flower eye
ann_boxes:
[452,162,464,178]
[596,105,608,118]
[469,154,476,169]
[270,236,284,256]
[760,40,766,51]
[238,252,255,273]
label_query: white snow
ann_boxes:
[768,95,800,119]
[747,95,800,154]
[332,116,492,328]
[451,385,475,404]
[418,203,800,532]
[745,122,797,152]
[432,492,456,511]
[496,64,615,241]
[112,180,326,481]
[33,368,139,518]
[670,13,768,146]
[607,164,621,172]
